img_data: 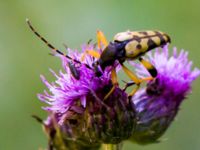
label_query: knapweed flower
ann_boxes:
[38,44,136,149]
[129,46,200,144]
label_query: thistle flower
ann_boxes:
[38,44,136,149]
[129,46,200,144]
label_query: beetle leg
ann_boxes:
[139,57,157,78]
[121,64,141,84]
[121,60,156,97]
[121,64,141,97]
[103,68,118,100]
[97,30,108,49]
[81,30,108,61]
[81,49,100,61]
[122,80,135,91]
[122,76,153,91]
[81,30,107,61]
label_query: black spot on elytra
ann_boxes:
[154,31,168,45]
[164,34,171,43]
[136,44,142,49]
[158,35,166,45]
[147,38,157,50]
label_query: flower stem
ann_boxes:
[102,143,123,150]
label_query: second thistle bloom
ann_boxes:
[129,46,200,144]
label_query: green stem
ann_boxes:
[102,143,123,150]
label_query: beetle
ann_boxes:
[26,19,171,99]
[98,30,170,71]
[85,30,171,99]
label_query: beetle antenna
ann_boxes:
[26,19,73,59]
[26,19,92,69]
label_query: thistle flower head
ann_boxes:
[130,45,200,144]
[38,44,111,124]
[38,44,136,147]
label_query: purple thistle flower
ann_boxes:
[38,44,111,124]
[129,45,200,144]
[38,44,136,147]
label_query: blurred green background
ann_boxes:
[0,0,200,149]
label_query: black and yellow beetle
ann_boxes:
[98,30,170,71]
[86,30,171,99]
[26,19,171,99]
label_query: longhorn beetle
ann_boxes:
[27,19,171,100]
[84,30,171,99]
